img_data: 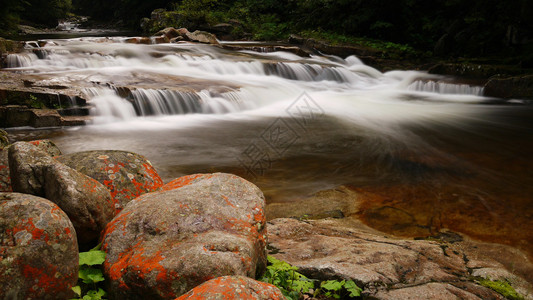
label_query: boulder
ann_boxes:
[484,75,533,99]
[56,150,163,212]
[0,147,10,192]
[176,276,284,300]
[155,27,181,40]
[102,173,267,299]
[1,139,61,193]
[0,129,8,148]
[185,31,219,45]
[44,162,115,245]
[9,142,117,245]
[28,139,62,156]
[0,192,78,299]
[9,141,55,196]
[267,218,532,299]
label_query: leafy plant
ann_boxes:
[28,94,46,109]
[260,256,314,299]
[316,279,362,299]
[260,256,362,299]
[71,244,107,300]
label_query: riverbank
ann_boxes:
[1,137,532,298]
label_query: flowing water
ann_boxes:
[4,37,533,262]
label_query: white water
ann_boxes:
[5,37,491,127]
[5,37,533,267]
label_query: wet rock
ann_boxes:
[0,192,78,299]
[9,141,55,196]
[44,162,115,245]
[185,31,219,45]
[56,150,163,212]
[484,75,533,99]
[176,276,285,300]
[102,173,267,299]
[267,218,531,299]
[155,27,181,40]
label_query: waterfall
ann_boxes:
[4,38,497,125]
[407,80,484,96]
[6,53,39,68]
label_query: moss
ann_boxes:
[476,278,524,300]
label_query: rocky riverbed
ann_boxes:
[1,134,532,299]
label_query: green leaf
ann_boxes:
[345,280,362,297]
[79,250,106,266]
[291,278,314,293]
[321,280,345,291]
[71,285,82,297]
[79,266,105,284]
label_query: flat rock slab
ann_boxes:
[267,218,533,299]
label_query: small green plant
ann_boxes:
[316,279,362,299]
[260,256,314,299]
[71,244,107,300]
[476,278,524,300]
[260,256,362,299]
[28,94,45,109]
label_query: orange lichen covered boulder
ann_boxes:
[44,162,115,246]
[9,142,116,245]
[56,150,163,212]
[102,173,267,299]
[0,192,78,299]
[176,276,285,300]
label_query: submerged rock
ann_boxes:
[176,276,284,300]
[0,192,78,299]
[102,173,267,299]
[56,150,163,212]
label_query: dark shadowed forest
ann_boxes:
[1,0,532,60]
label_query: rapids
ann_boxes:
[4,37,533,263]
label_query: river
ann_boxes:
[4,36,533,260]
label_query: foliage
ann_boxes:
[476,278,524,300]
[260,256,362,299]
[71,244,107,300]
[28,94,46,109]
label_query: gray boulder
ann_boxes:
[9,141,55,196]
[0,192,78,299]
[102,173,267,299]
